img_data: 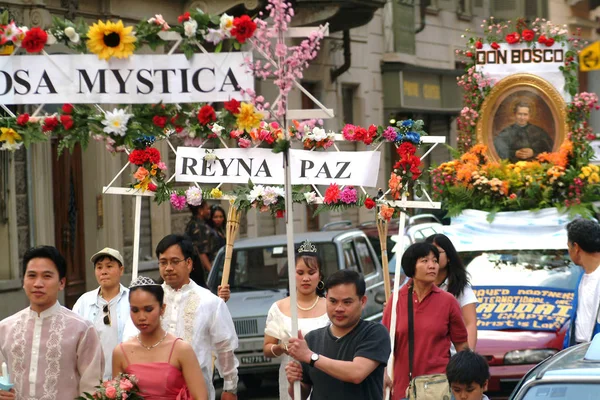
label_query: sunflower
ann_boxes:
[86,20,136,60]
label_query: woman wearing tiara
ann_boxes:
[112,276,208,400]
[263,240,330,399]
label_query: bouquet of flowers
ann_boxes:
[76,373,143,400]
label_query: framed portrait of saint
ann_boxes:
[476,74,567,163]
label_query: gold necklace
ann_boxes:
[297,296,320,311]
[136,331,168,351]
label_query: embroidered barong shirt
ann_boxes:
[123,280,239,399]
[0,301,104,400]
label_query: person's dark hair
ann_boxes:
[513,102,531,114]
[295,252,325,296]
[426,234,469,297]
[402,242,440,279]
[567,219,600,253]
[23,246,67,280]
[446,350,490,387]
[188,200,208,217]
[93,255,123,268]
[325,269,366,297]
[129,283,165,307]
[156,234,195,260]
[209,205,227,230]
[188,240,208,289]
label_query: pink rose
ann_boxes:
[238,138,251,148]
[105,385,117,399]
[119,378,134,391]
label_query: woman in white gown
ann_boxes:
[263,241,330,400]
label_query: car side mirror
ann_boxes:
[374,291,386,305]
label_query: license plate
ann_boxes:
[241,355,272,364]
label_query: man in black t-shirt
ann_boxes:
[286,270,391,400]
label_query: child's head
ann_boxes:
[446,350,490,400]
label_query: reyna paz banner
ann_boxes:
[175,147,381,187]
[474,286,574,331]
[0,53,253,104]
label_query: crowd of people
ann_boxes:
[0,215,599,400]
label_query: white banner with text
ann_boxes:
[175,147,381,187]
[0,53,253,104]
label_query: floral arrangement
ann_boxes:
[44,9,257,61]
[169,186,224,211]
[289,120,335,150]
[233,182,287,217]
[77,373,143,400]
[128,145,172,203]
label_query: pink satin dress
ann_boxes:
[121,338,191,400]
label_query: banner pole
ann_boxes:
[131,195,142,282]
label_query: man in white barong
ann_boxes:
[72,247,130,381]
[0,246,104,400]
[124,234,239,399]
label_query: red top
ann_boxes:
[382,282,468,399]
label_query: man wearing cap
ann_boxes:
[72,247,130,381]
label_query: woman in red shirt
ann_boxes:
[383,242,469,399]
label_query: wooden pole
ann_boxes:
[377,217,391,301]
[131,195,142,281]
[221,202,241,287]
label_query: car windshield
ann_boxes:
[463,250,580,290]
[520,383,599,399]
[210,243,338,292]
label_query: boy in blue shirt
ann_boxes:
[446,350,490,400]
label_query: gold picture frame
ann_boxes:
[476,73,567,163]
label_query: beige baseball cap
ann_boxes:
[90,247,124,266]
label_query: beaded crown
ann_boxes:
[298,239,317,254]
[129,276,159,288]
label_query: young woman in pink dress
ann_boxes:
[112,277,208,400]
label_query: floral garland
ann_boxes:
[0,8,257,60]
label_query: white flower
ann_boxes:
[3,22,21,44]
[1,141,22,152]
[211,123,224,135]
[69,33,80,44]
[203,150,218,162]
[304,192,317,204]
[205,28,224,45]
[220,14,234,34]
[310,127,328,142]
[102,108,133,137]
[64,27,76,39]
[186,187,203,206]
[183,19,198,38]
[46,33,57,45]
[262,186,284,206]
[248,185,265,203]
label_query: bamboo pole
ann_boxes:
[377,216,391,301]
[220,202,242,287]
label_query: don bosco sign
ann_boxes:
[0,53,253,104]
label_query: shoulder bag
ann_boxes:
[407,285,451,400]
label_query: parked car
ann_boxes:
[509,333,600,399]
[206,229,386,388]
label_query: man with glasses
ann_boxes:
[123,234,239,399]
[72,247,129,381]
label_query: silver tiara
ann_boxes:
[298,240,317,254]
[129,276,159,288]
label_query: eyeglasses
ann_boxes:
[103,304,111,326]
[158,258,187,268]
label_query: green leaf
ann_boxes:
[215,41,223,53]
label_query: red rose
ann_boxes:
[522,29,535,42]
[544,37,555,47]
[146,148,161,164]
[62,104,74,114]
[364,198,376,210]
[42,116,59,132]
[197,105,216,125]
[128,149,147,166]
[224,99,241,114]
[152,115,167,128]
[60,115,74,130]
[275,209,285,218]
[324,183,341,205]
[505,32,520,44]
[491,42,500,50]
[538,35,548,45]
[231,15,257,44]
[16,113,29,126]
[175,126,184,133]
[148,183,158,192]
[178,12,191,23]
[475,41,483,49]
[466,51,473,58]
[397,142,417,158]
[21,27,48,53]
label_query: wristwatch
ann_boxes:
[309,353,320,367]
